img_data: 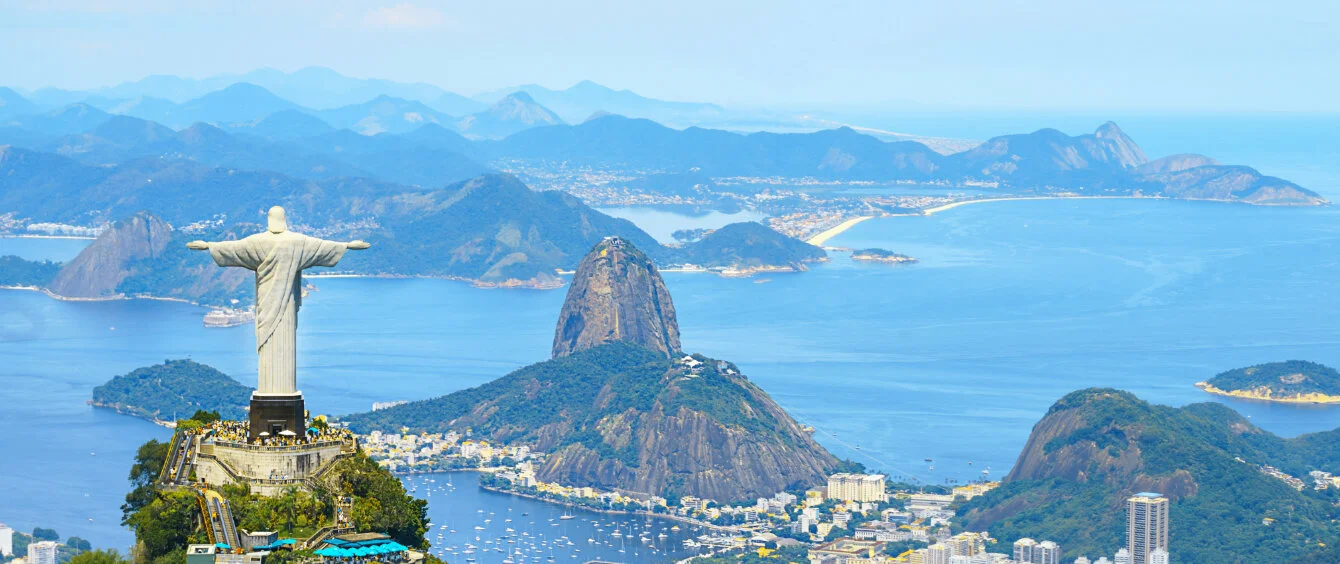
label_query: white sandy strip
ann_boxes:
[805,216,874,246]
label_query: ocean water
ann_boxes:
[0,237,92,263]
[595,207,765,243]
[405,472,713,563]
[4,116,1340,557]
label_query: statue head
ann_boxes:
[267,206,288,234]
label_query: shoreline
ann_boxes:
[920,195,1164,215]
[805,216,873,246]
[1195,382,1340,405]
[476,484,738,533]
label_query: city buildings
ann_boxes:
[1126,493,1169,564]
[1012,538,1059,564]
[0,523,12,557]
[827,473,887,502]
[808,537,884,564]
[27,541,58,564]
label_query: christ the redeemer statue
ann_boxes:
[188,206,369,438]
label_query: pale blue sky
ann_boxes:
[2,0,1336,112]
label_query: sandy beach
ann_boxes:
[806,216,873,246]
[920,195,1162,215]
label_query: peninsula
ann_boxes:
[1196,360,1340,404]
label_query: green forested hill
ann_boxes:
[956,389,1340,563]
[342,342,838,501]
[91,359,251,422]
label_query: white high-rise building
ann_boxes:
[1036,541,1061,564]
[1014,538,1038,562]
[28,541,58,564]
[1114,548,1132,564]
[925,543,952,564]
[1148,549,1169,564]
[826,473,887,502]
[1127,493,1170,564]
[0,523,13,557]
[1075,557,1091,564]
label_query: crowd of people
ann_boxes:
[194,418,357,448]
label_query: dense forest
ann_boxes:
[91,360,252,422]
[955,388,1340,563]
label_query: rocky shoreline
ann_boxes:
[1195,382,1340,404]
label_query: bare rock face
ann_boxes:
[552,237,680,359]
[49,212,173,298]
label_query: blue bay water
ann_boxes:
[4,115,1340,557]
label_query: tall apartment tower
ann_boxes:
[1013,538,1038,562]
[0,523,12,557]
[28,541,59,564]
[1126,492,1170,564]
[1036,540,1061,564]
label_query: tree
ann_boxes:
[32,528,60,542]
[67,537,93,551]
[123,440,170,521]
[69,550,129,564]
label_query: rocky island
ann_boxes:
[1196,360,1340,404]
[850,248,917,264]
[344,237,839,501]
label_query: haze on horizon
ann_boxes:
[3,0,1337,113]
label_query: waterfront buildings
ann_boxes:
[827,473,887,502]
[27,541,57,564]
[1126,493,1169,564]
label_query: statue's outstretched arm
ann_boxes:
[346,240,371,250]
[186,240,210,250]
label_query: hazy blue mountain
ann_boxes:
[948,121,1147,184]
[24,67,474,111]
[474,80,725,125]
[225,109,335,140]
[172,83,300,126]
[395,123,478,155]
[428,91,488,117]
[106,96,181,124]
[2,103,112,135]
[0,146,414,226]
[113,83,301,128]
[0,87,38,119]
[316,95,455,135]
[490,115,944,179]
[230,66,453,109]
[456,92,563,139]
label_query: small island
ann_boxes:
[851,248,918,264]
[1196,360,1340,404]
[90,359,252,424]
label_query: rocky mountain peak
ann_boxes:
[49,212,174,298]
[552,237,681,359]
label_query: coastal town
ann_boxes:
[352,423,1177,564]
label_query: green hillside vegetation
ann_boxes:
[341,341,837,501]
[955,388,1340,563]
[122,414,428,564]
[343,342,783,443]
[92,360,251,422]
[671,222,826,268]
[1205,360,1340,397]
[0,255,61,286]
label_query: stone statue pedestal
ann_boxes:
[249,392,306,439]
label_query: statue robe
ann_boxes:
[208,231,347,395]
